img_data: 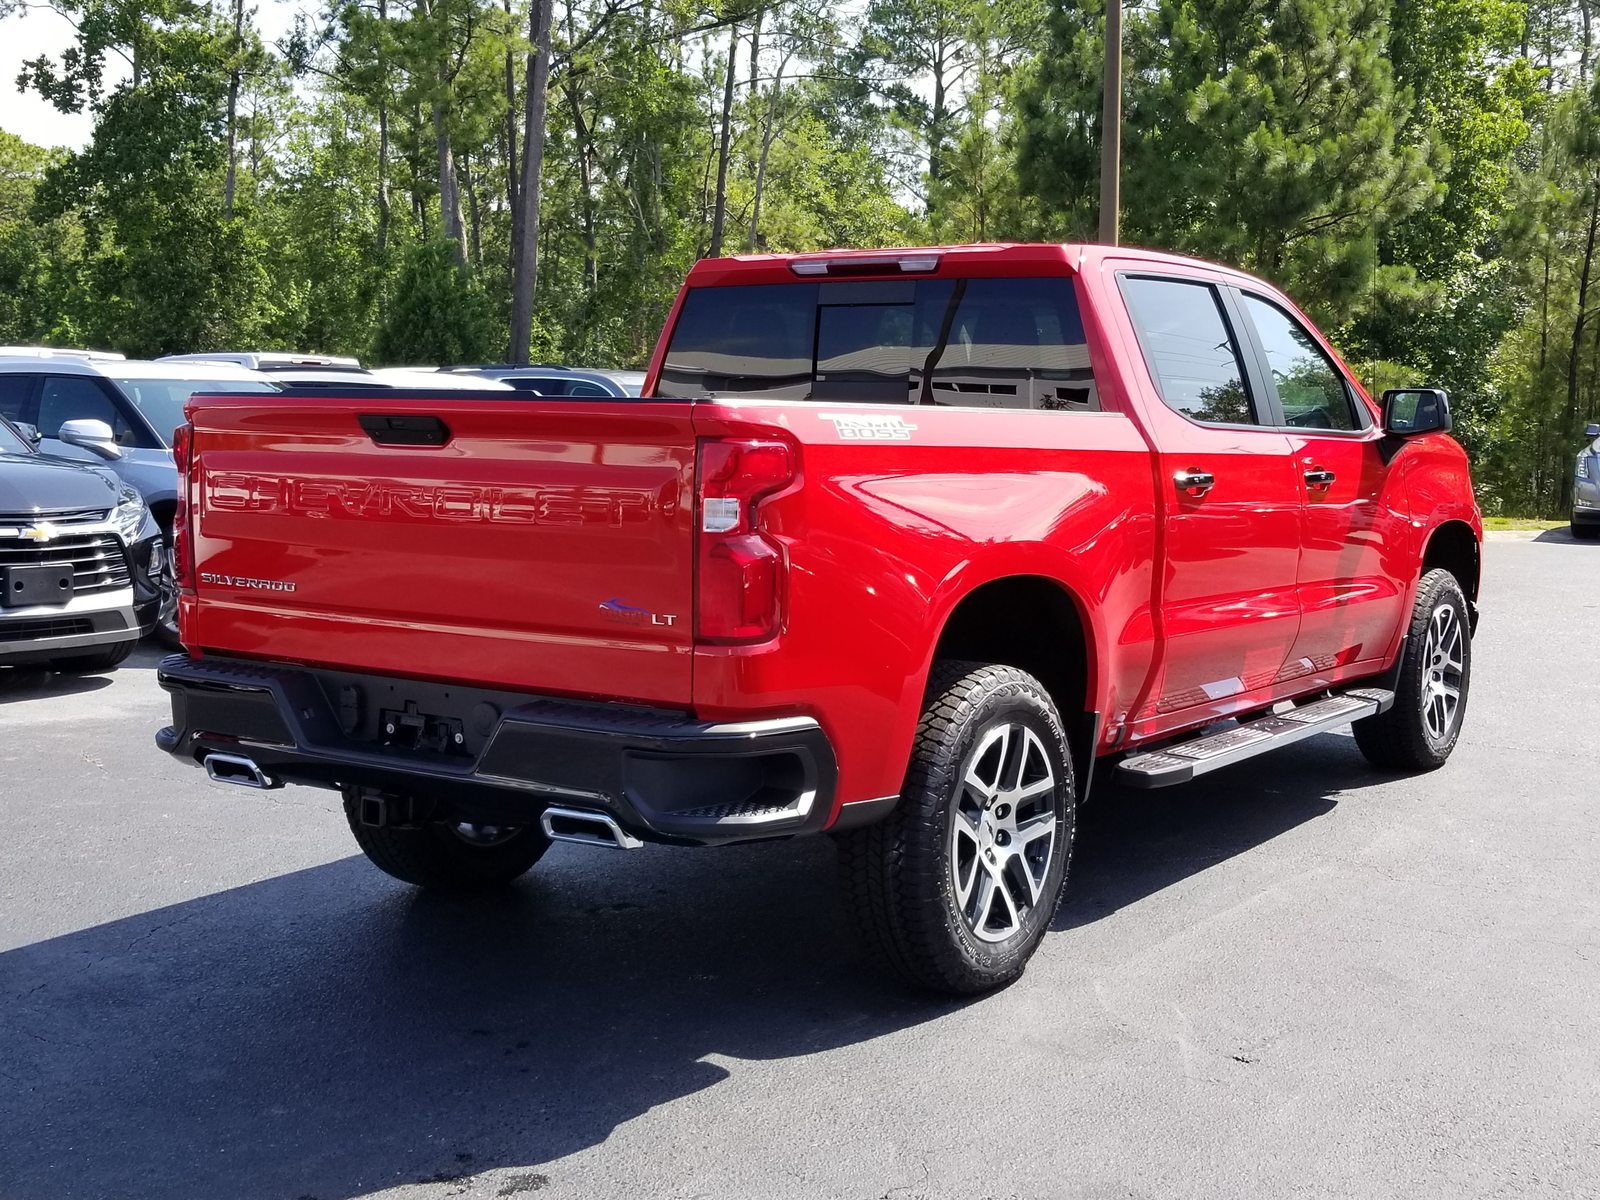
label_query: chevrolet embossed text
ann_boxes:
[205,473,668,526]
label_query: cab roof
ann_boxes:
[684,242,1263,288]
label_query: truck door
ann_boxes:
[1116,273,1304,728]
[1232,290,1411,681]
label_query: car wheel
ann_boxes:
[342,788,550,892]
[153,524,181,648]
[47,639,137,674]
[1572,519,1600,541]
[836,661,1076,995]
[1353,568,1471,770]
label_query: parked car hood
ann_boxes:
[0,451,122,515]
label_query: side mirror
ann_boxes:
[1382,388,1453,437]
[57,417,123,460]
[13,422,41,448]
[1586,422,1600,439]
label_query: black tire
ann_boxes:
[1353,568,1472,770]
[836,661,1076,995]
[152,522,181,648]
[1572,519,1600,541]
[48,639,137,674]
[342,788,550,892]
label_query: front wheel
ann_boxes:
[1572,519,1600,541]
[343,788,550,892]
[837,662,1076,995]
[153,525,181,648]
[1353,568,1472,770]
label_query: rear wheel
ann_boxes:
[1353,568,1471,770]
[837,661,1076,995]
[342,788,549,892]
[48,639,137,674]
[1572,519,1600,541]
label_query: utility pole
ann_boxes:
[1098,0,1123,245]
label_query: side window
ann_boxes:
[925,278,1099,411]
[0,375,35,424]
[37,376,136,443]
[1120,276,1256,425]
[1241,294,1358,431]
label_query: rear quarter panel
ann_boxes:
[691,402,1159,811]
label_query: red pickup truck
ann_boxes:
[155,244,1480,994]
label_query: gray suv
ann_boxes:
[0,357,278,640]
[1575,422,1600,541]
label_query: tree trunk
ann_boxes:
[748,61,785,251]
[504,0,519,275]
[707,26,739,258]
[748,7,761,92]
[463,150,483,267]
[565,80,599,298]
[509,0,554,363]
[1585,0,1595,84]
[434,101,467,265]
[376,0,392,260]
[223,0,244,217]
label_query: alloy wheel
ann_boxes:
[1421,602,1464,743]
[949,721,1058,943]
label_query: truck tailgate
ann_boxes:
[185,394,696,705]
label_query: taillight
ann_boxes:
[696,438,794,643]
[171,422,194,591]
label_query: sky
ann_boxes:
[0,0,300,149]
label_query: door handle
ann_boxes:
[1174,469,1215,498]
[1304,468,1336,491]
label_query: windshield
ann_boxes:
[0,418,31,455]
[656,277,1098,410]
[111,377,278,446]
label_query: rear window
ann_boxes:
[657,277,1098,411]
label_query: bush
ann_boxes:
[373,240,501,366]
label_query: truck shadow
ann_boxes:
[2,734,1372,1200]
[1056,732,1373,929]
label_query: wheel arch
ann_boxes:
[927,573,1100,789]
[1420,519,1480,605]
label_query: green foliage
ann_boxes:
[8,0,1600,513]
[373,238,499,363]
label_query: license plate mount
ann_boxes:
[2,563,74,607]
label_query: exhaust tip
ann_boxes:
[203,753,280,790]
[540,806,643,850]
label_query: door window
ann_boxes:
[37,376,140,444]
[1241,294,1359,431]
[1120,277,1256,425]
[0,374,33,424]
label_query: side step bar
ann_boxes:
[1115,688,1395,789]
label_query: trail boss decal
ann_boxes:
[820,413,918,441]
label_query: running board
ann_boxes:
[1115,688,1395,789]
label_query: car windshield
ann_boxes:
[111,377,278,446]
[0,418,31,455]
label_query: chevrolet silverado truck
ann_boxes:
[153,244,1481,994]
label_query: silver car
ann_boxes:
[1576,422,1600,540]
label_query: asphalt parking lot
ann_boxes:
[2,531,1597,1200]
